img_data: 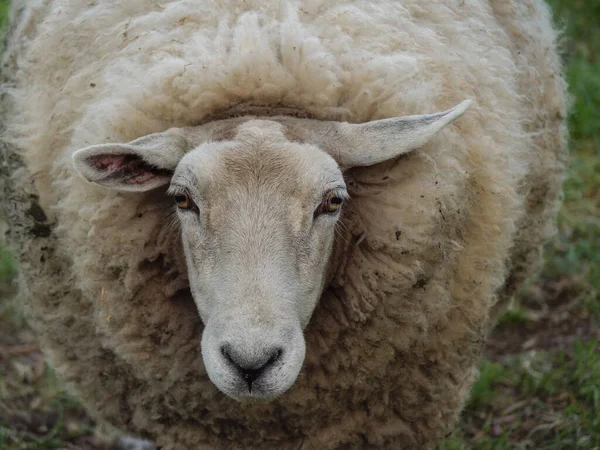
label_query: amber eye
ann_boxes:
[317,192,344,215]
[174,193,192,210]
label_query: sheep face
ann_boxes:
[71,100,471,400]
[171,121,345,400]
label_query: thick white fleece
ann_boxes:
[3,0,567,448]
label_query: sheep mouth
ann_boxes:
[200,320,306,402]
[207,351,303,401]
[228,380,287,402]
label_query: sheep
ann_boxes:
[0,0,568,449]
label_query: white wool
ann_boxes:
[1,0,568,448]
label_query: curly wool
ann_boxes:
[2,0,567,448]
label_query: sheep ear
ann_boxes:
[72,130,190,192]
[328,100,472,168]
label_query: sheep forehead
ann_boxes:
[177,120,344,204]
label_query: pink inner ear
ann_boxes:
[126,171,156,184]
[92,154,127,172]
[90,153,162,185]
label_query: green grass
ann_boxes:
[0,0,16,317]
[0,0,8,23]
[495,304,529,326]
[547,0,600,142]
[545,147,600,318]
[444,341,600,449]
[0,245,16,285]
[543,0,600,318]
[0,362,98,450]
[0,0,9,55]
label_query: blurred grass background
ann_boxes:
[0,0,599,448]
[446,0,600,448]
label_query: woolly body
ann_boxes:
[1,0,567,448]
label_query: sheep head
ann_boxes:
[71,100,471,401]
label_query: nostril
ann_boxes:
[268,348,283,365]
[220,346,284,393]
[220,346,237,371]
[220,345,232,362]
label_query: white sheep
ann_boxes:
[1,0,567,448]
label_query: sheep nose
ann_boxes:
[221,345,282,392]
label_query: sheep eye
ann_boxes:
[316,192,344,215]
[174,193,192,210]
